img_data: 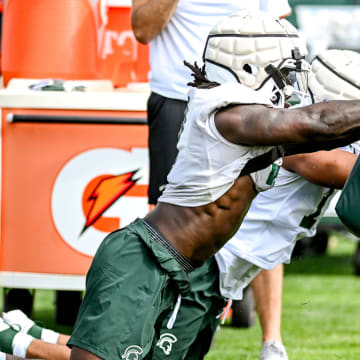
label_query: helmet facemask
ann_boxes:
[262,49,311,108]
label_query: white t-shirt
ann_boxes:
[149,0,291,100]
[158,82,275,206]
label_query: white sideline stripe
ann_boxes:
[0,90,149,111]
[0,272,86,291]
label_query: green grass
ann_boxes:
[1,233,359,359]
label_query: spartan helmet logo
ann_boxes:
[121,345,143,360]
[156,333,178,355]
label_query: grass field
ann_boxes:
[1,233,360,359]
[206,234,360,360]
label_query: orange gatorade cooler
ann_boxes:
[1,0,98,86]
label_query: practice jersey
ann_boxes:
[215,142,360,299]
[149,0,291,100]
[158,82,276,207]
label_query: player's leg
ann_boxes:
[152,257,226,360]
[252,266,283,343]
[181,297,225,360]
[147,92,187,204]
[250,264,288,360]
[68,220,188,360]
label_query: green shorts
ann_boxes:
[153,257,226,360]
[68,218,191,360]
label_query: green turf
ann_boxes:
[1,233,359,359]
[206,234,360,360]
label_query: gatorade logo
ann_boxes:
[80,170,140,235]
[51,148,149,256]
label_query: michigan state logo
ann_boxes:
[156,333,178,355]
[121,345,143,360]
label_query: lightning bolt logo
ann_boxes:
[80,170,139,235]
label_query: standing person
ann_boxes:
[69,12,360,360]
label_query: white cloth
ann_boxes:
[12,332,34,358]
[215,247,261,300]
[0,352,5,360]
[41,328,59,344]
[215,143,360,299]
[149,0,291,100]
[158,82,274,206]
[223,168,337,269]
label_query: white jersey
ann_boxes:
[215,142,360,299]
[149,0,291,100]
[158,82,276,207]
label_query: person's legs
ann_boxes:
[147,92,187,204]
[152,258,226,360]
[250,264,288,360]
[68,219,190,360]
[251,265,283,344]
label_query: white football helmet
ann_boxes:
[309,49,360,102]
[202,11,311,108]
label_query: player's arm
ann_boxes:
[215,100,360,152]
[282,149,357,189]
[131,0,178,44]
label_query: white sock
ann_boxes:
[41,328,59,344]
[12,332,34,358]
